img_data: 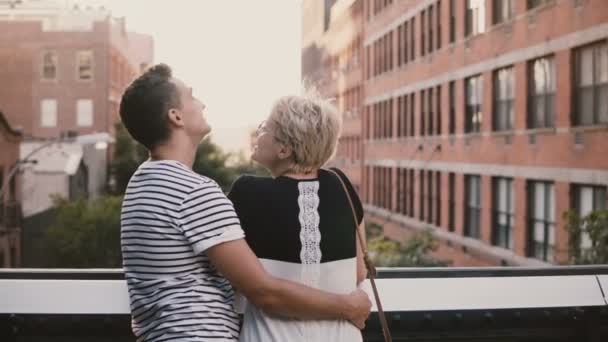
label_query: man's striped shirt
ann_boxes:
[121,160,245,341]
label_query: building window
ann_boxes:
[403,22,409,64]
[410,93,415,137]
[449,81,456,134]
[449,0,456,43]
[465,0,485,37]
[77,50,94,80]
[436,85,442,135]
[494,66,515,131]
[493,0,514,24]
[419,170,425,221]
[410,17,416,60]
[428,87,434,135]
[448,81,456,134]
[388,98,394,138]
[528,57,556,128]
[527,0,551,10]
[398,95,408,137]
[428,6,434,54]
[437,0,442,49]
[528,181,555,262]
[493,178,514,250]
[575,41,608,126]
[409,169,415,216]
[448,172,455,231]
[435,171,441,226]
[388,31,393,71]
[42,51,57,80]
[572,185,607,250]
[465,175,481,238]
[40,99,57,127]
[421,90,426,136]
[397,169,409,215]
[421,11,426,57]
[366,46,371,79]
[427,170,433,223]
[76,99,93,127]
[397,25,403,67]
[465,75,483,133]
[385,168,393,210]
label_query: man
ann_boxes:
[119,64,371,341]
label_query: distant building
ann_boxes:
[0,0,154,139]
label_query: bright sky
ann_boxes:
[105,0,302,154]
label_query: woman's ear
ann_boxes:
[276,144,293,161]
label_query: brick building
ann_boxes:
[0,111,23,267]
[303,0,608,266]
[0,0,153,139]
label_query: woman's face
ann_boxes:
[251,118,282,169]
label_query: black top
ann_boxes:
[228,168,364,264]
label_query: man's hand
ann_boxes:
[344,289,371,329]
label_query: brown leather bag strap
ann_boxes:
[327,168,393,342]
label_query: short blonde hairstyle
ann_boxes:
[270,88,342,174]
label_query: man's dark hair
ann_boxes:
[119,63,181,149]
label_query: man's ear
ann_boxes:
[167,108,185,128]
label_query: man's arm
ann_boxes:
[206,238,371,328]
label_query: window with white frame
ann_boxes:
[528,181,555,262]
[465,75,483,133]
[77,50,94,80]
[40,99,57,127]
[575,41,608,125]
[494,66,515,131]
[573,185,607,249]
[465,175,482,239]
[465,0,485,37]
[528,56,556,128]
[42,51,57,80]
[76,99,93,127]
[493,177,514,250]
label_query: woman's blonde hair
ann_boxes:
[270,87,342,174]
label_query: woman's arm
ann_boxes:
[356,219,368,285]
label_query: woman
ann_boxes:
[228,91,367,342]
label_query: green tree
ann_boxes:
[366,222,450,267]
[111,122,147,194]
[564,209,608,264]
[193,141,268,192]
[45,196,123,268]
[192,139,234,191]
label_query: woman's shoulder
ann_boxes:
[322,167,351,184]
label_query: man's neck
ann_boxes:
[150,136,198,168]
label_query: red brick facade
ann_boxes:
[304,0,608,266]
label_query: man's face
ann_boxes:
[171,77,210,139]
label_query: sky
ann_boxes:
[105,0,302,154]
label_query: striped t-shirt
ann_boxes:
[121,160,245,341]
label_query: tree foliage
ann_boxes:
[564,209,608,265]
[45,196,123,268]
[366,222,450,267]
